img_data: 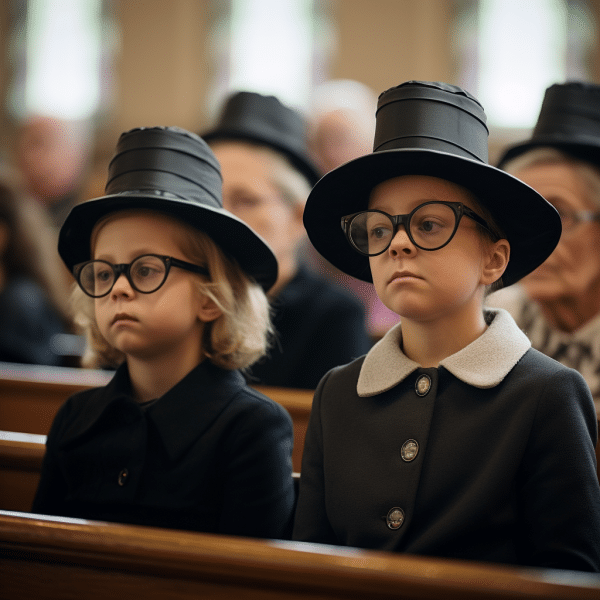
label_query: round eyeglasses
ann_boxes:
[557,209,600,232]
[74,254,210,298]
[341,201,498,256]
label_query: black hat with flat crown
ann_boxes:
[203,91,320,185]
[58,126,278,292]
[498,81,600,169]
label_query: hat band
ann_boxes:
[373,99,489,162]
[106,170,222,209]
[375,135,485,161]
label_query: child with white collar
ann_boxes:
[293,81,600,571]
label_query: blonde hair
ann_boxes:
[71,210,273,371]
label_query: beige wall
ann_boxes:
[110,0,458,143]
[113,0,211,135]
[327,0,456,95]
[2,0,600,170]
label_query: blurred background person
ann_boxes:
[489,81,600,411]
[308,78,377,176]
[204,90,372,390]
[306,79,400,339]
[0,166,76,366]
[13,114,94,230]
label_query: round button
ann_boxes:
[386,507,405,530]
[117,468,129,486]
[415,374,431,396]
[401,439,419,462]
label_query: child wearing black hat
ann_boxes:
[32,126,295,539]
[293,82,600,571]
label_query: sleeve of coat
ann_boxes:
[292,370,339,544]
[218,393,296,540]
[31,398,73,516]
[517,366,600,572]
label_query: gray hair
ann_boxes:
[503,147,600,209]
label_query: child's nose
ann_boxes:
[388,226,416,256]
[111,273,135,297]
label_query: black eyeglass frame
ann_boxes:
[340,201,498,256]
[73,254,210,298]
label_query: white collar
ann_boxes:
[357,308,531,397]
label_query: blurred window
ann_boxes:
[454,0,595,129]
[7,0,116,120]
[208,0,330,114]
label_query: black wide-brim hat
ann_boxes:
[203,91,320,186]
[58,126,278,292]
[303,81,561,288]
[498,81,600,169]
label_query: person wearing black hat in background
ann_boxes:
[32,126,295,539]
[489,82,600,413]
[293,81,600,571]
[203,91,372,391]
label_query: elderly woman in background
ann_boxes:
[489,81,600,411]
[203,91,372,390]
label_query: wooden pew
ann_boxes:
[1,510,599,600]
[0,362,313,472]
[0,362,113,435]
[0,431,46,512]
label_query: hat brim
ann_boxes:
[498,136,600,169]
[203,128,321,186]
[58,192,278,292]
[303,148,561,288]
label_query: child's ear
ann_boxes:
[197,294,222,323]
[481,239,510,286]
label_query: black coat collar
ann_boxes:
[58,361,249,460]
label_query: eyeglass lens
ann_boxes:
[79,255,169,297]
[349,203,458,255]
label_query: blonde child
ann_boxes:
[293,81,600,571]
[33,126,295,539]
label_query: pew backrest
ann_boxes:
[1,510,599,600]
[0,431,46,512]
[0,362,112,435]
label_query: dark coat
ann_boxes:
[33,361,295,539]
[293,309,600,572]
[248,266,372,390]
[0,277,67,366]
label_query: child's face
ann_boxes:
[92,212,209,365]
[368,175,503,324]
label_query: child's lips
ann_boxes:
[389,271,421,284]
[111,313,138,326]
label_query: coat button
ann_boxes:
[401,439,419,462]
[386,507,405,530]
[415,374,431,396]
[118,468,129,486]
